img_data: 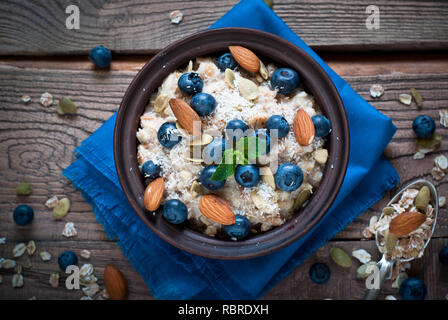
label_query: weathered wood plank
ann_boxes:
[0,0,447,55]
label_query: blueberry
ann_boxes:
[58,251,78,272]
[234,164,260,188]
[89,45,112,68]
[309,263,331,284]
[274,163,303,192]
[399,277,427,300]
[271,68,300,94]
[412,115,435,139]
[13,205,34,226]
[439,246,448,266]
[266,115,290,139]
[190,93,216,116]
[141,160,161,179]
[224,215,251,240]
[178,72,203,95]
[312,115,331,138]
[217,53,238,71]
[203,138,229,164]
[247,129,271,156]
[200,165,226,190]
[157,122,182,148]
[225,119,249,145]
[162,199,188,224]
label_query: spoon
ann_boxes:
[364,179,438,300]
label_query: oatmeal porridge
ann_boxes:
[136,46,331,239]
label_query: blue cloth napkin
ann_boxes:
[63,0,400,299]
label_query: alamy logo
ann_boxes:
[365,264,380,290]
[365,5,380,30]
[66,5,80,30]
[65,265,80,290]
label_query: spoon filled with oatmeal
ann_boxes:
[364,179,438,300]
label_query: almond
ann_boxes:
[104,264,128,300]
[199,194,235,225]
[144,177,164,211]
[389,211,427,237]
[169,98,201,135]
[228,46,260,73]
[293,109,315,146]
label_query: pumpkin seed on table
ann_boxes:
[410,88,422,109]
[57,97,78,115]
[16,182,32,195]
[384,230,398,255]
[417,133,441,148]
[330,247,352,268]
[238,78,259,100]
[53,197,70,219]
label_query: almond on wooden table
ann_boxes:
[199,194,236,225]
[228,46,260,73]
[104,264,128,300]
[293,109,315,146]
[144,177,164,211]
[389,211,427,237]
[169,98,201,135]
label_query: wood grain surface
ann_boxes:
[0,54,448,299]
[0,0,447,55]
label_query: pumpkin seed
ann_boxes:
[356,261,377,279]
[293,188,311,211]
[176,121,190,137]
[224,68,235,88]
[238,78,259,100]
[399,93,412,105]
[16,182,32,195]
[57,97,78,115]
[415,186,430,211]
[259,60,268,80]
[260,166,276,189]
[188,133,213,146]
[330,247,352,268]
[417,133,442,148]
[13,243,26,258]
[382,206,395,216]
[154,94,170,113]
[53,197,70,220]
[190,181,203,198]
[385,230,398,255]
[392,272,408,289]
[410,248,420,258]
[410,88,422,109]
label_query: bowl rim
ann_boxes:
[114,27,350,260]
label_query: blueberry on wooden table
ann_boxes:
[234,164,260,188]
[58,251,78,272]
[312,115,331,138]
[203,138,229,164]
[157,122,182,149]
[439,246,448,266]
[217,53,238,71]
[200,165,226,191]
[190,93,216,116]
[178,72,203,95]
[266,115,290,139]
[271,68,300,94]
[274,163,303,192]
[13,205,34,226]
[89,45,112,68]
[399,277,427,300]
[309,263,331,284]
[224,215,251,240]
[162,199,188,224]
[412,115,435,139]
[141,160,161,179]
[225,119,249,144]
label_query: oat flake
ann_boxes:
[80,249,91,259]
[40,92,53,107]
[2,259,16,269]
[0,237,5,245]
[62,222,77,238]
[352,249,372,264]
[169,10,183,24]
[13,243,27,258]
[39,251,52,261]
[439,196,446,207]
[12,274,24,288]
[439,110,448,128]
[49,273,59,288]
[45,196,59,209]
[369,84,384,98]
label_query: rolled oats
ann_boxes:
[369,84,384,98]
[439,196,446,208]
[439,110,448,128]
[39,251,52,261]
[432,166,445,181]
[45,196,59,209]
[2,259,16,269]
[12,274,24,288]
[0,237,5,245]
[26,240,36,255]
[399,93,412,105]
[40,92,53,107]
[80,249,91,260]
[13,243,27,258]
[21,95,31,104]
[82,283,100,296]
[352,249,372,264]
[434,155,448,171]
[169,10,183,24]
[62,222,77,238]
[49,273,59,288]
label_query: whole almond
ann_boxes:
[293,109,315,146]
[169,98,201,135]
[199,194,235,225]
[144,177,164,211]
[104,264,128,300]
[389,211,427,237]
[228,46,260,73]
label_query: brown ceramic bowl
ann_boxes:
[114,28,349,260]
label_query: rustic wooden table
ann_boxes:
[0,0,447,300]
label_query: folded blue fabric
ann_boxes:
[63,0,400,299]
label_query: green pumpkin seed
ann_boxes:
[415,186,430,211]
[154,94,170,113]
[16,182,32,195]
[224,68,235,88]
[410,88,422,109]
[330,247,352,268]
[417,133,442,148]
[57,97,77,115]
[356,261,377,279]
[385,230,398,255]
[238,78,259,100]
[293,188,311,211]
[259,60,268,80]
[260,166,276,189]
[53,197,70,219]
[382,206,395,216]
[190,181,203,198]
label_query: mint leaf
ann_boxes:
[210,149,236,181]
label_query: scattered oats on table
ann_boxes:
[439,110,448,128]
[40,92,53,107]
[369,84,384,98]
[45,196,59,209]
[82,283,100,297]
[0,237,5,245]
[12,274,24,288]
[26,240,36,255]
[169,10,183,24]
[21,95,31,104]
[49,273,60,288]
[385,295,397,300]
[80,249,91,259]
[439,196,446,208]
[62,222,78,238]
[352,249,372,264]
[2,259,16,269]
[13,242,27,258]
[399,93,412,105]
[39,251,52,261]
